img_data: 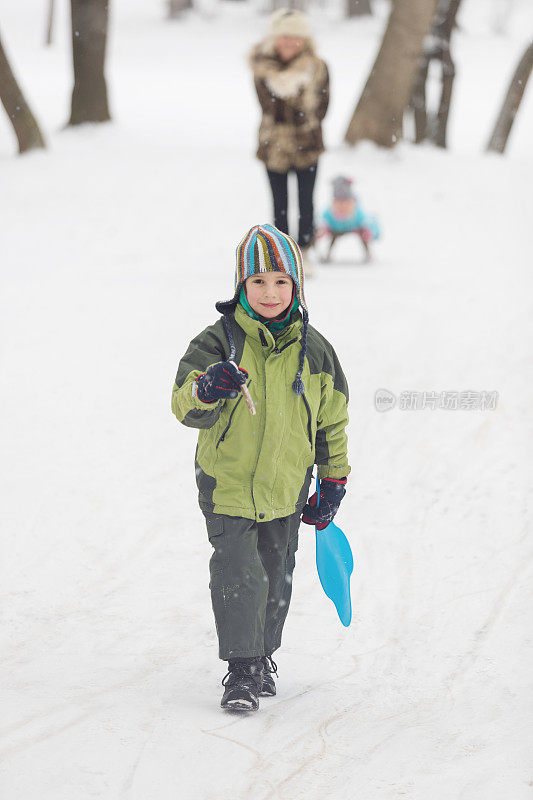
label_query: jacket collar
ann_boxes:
[233,303,302,351]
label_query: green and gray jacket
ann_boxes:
[172,303,350,522]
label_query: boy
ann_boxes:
[171,224,350,711]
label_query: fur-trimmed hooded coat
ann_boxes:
[249,38,329,172]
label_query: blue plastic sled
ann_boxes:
[314,477,354,626]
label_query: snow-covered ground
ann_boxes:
[1,1,532,798]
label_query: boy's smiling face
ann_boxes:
[244,272,294,319]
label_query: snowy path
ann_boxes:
[1,1,533,798]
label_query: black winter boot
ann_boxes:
[259,656,278,696]
[221,657,264,711]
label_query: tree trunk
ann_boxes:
[434,50,455,147]
[345,0,438,147]
[408,0,461,148]
[486,41,533,154]
[412,58,429,143]
[432,0,460,148]
[167,0,192,18]
[0,31,46,153]
[347,0,372,16]
[68,0,111,126]
[45,0,55,46]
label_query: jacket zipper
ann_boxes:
[270,334,310,445]
[215,379,252,449]
[301,393,313,448]
[273,337,298,355]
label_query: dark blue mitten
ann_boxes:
[196,361,248,404]
[301,477,347,530]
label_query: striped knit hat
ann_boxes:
[216,224,309,395]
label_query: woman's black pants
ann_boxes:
[266,165,318,249]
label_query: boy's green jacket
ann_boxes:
[172,304,350,522]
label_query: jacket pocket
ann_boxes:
[301,394,313,449]
[215,379,251,449]
[204,513,224,542]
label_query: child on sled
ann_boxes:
[317,176,380,263]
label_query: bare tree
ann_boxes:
[410,0,462,148]
[345,0,438,148]
[347,0,372,17]
[45,0,55,46]
[486,41,533,153]
[68,0,111,126]
[0,30,46,153]
[168,0,192,18]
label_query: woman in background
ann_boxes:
[250,8,329,276]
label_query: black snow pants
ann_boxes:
[266,165,318,249]
[203,510,300,661]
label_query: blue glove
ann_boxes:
[196,361,248,404]
[301,477,347,530]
